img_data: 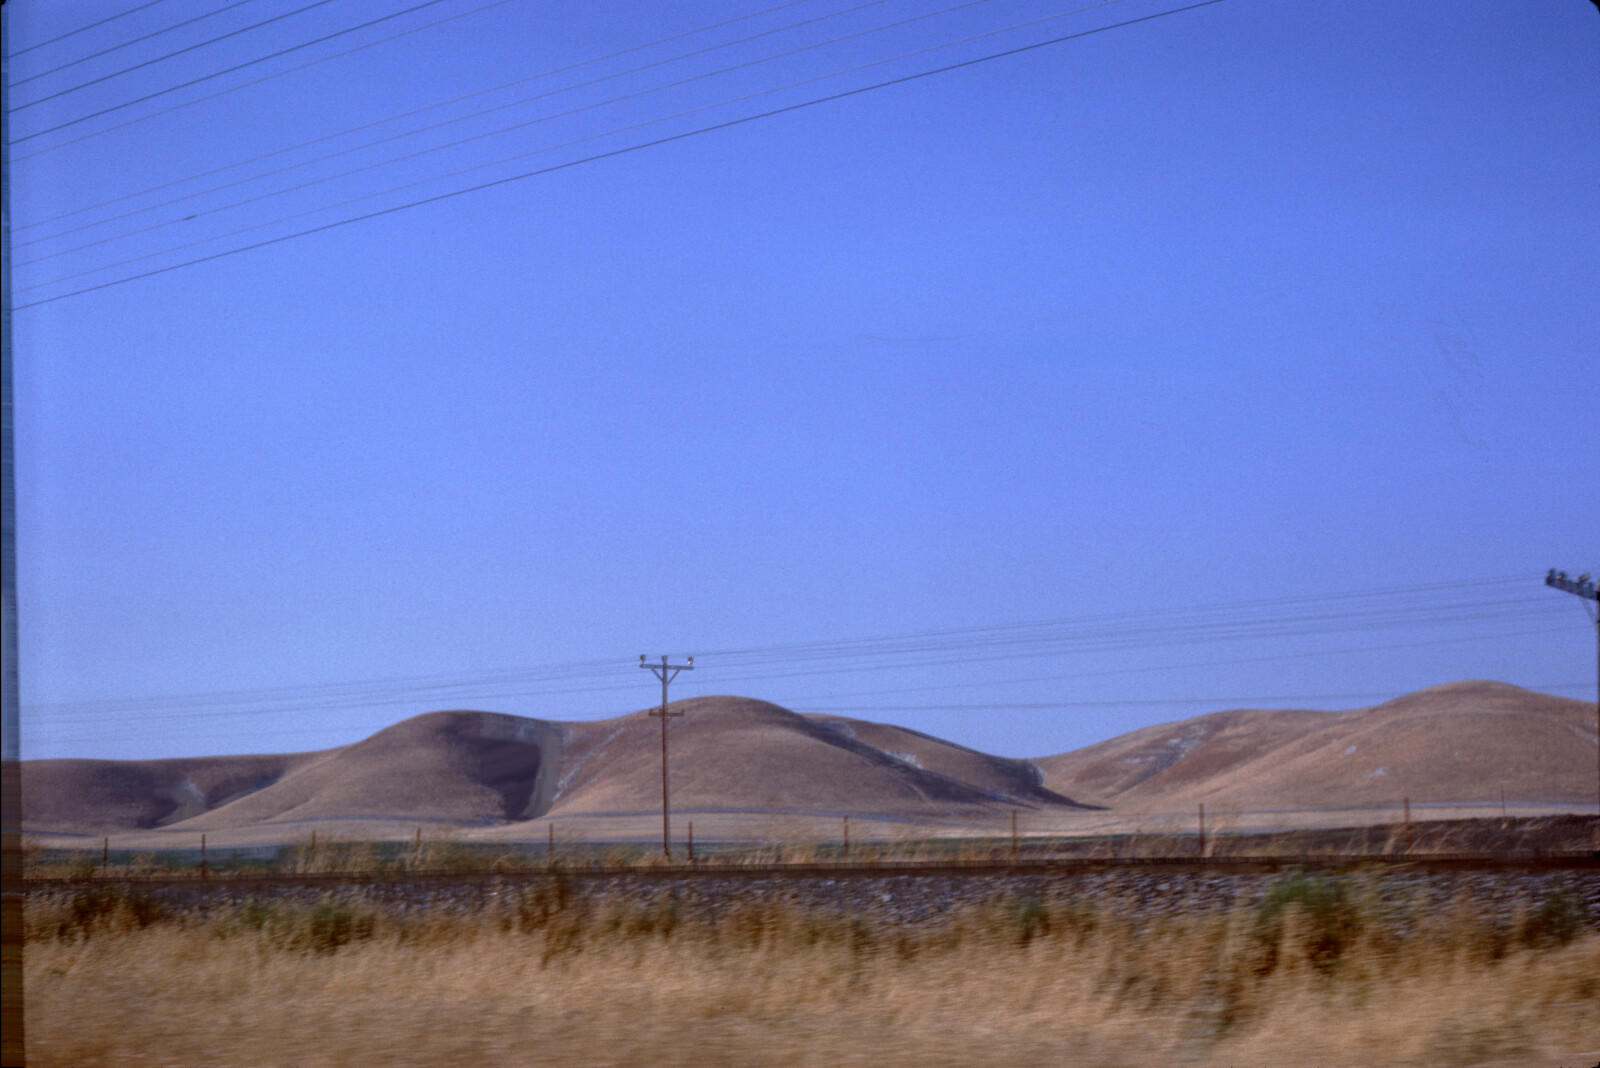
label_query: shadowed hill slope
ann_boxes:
[179,711,563,831]
[21,752,314,834]
[1034,681,1597,809]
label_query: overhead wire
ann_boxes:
[677,608,1567,688]
[9,0,270,90]
[10,0,835,237]
[17,0,1075,269]
[691,578,1536,661]
[14,0,1225,308]
[15,0,976,263]
[24,578,1579,739]
[19,582,1562,725]
[9,0,526,162]
[695,576,1537,661]
[10,0,464,142]
[793,685,1596,713]
[799,624,1578,702]
[5,0,178,59]
[33,586,1541,720]
[33,662,1594,745]
[682,585,1546,670]
[10,0,348,109]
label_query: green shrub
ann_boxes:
[214,893,378,953]
[1253,871,1361,973]
[1005,894,1051,945]
[1519,885,1582,947]
[306,896,375,952]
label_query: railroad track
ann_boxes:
[23,849,1600,892]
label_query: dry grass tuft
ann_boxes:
[24,871,1600,1067]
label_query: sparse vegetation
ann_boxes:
[23,870,1599,1067]
[26,815,1595,883]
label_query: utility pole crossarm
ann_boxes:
[1546,569,1600,604]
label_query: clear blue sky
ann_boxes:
[5,0,1597,762]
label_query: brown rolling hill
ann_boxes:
[546,696,1080,821]
[21,681,1595,841]
[1033,680,1597,810]
[21,696,1085,839]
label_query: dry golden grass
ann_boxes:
[23,874,1600,1067]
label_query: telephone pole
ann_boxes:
[641,654,693,859]
[1544,570,1599,836]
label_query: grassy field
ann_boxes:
[23,870,1600,1067]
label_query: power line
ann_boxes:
[21,584,1566,737]
[802,625,1578,703]
[8,0,268,89]
[694,577,1536,662]
[9,0,828,231]
[29,592,1551,722]
[28,674,1595,747]
[685,607,1567,689]
[14,0,965,262]
[14,0,1230,308]
[21,583,1575,734]
[10,0,461,142]
[5,0,178,59]
[9,0,524,162]
[793,686,1597,712]
[18,0,1089,270]
[10,0,347,109]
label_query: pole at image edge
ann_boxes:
[1,16,27,1064]
[1543,569,1599,846]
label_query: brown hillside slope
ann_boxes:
[804,713,1075,806]
[22,711,563,836]
[174,711,562,831]
[1034,681,1596,809]
[21,752,313,834]
[538,695,1087,824]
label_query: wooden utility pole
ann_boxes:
[641,655,693,859]
[1543,570,1599,846]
